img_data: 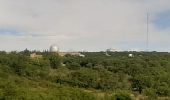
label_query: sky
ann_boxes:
[0,0,170,52]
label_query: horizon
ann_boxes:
[2,48,170,53]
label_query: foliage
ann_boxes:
[47,53,61,69]
[0,51,170,99]
[112,92,132,100]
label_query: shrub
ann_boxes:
[112,92,132,100]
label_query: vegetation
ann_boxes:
[0,50,170,99]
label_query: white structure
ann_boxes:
[107,48,116,52]
[30,53,42,58]
[49,45,85,57]
[105,51,111,56]
[128,54,134,57]
[79,54,85,57]
[50,45,59,52]
[59,52,85,57]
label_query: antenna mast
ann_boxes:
[146,12,149,68]
[147,13,149,52]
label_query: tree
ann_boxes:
[48,53,61,69]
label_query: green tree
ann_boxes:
[48,53,61,69]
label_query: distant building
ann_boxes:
[59,52,85,57]
[30,53,42,58]
[49,45,85,57]
[107,48,116,52]
[128,54,134,57]
[50,45,59,53]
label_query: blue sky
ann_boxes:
[0,28,22,36]
[0,0,170,52]
[154,10,170,30]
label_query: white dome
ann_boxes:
[50,45,59,52]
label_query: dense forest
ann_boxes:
[0,50,170,100]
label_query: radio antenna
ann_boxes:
[147,13,149,52]
[146,12,149,68]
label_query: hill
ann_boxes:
[0,51,170,100]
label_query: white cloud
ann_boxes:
[0,0,170,51]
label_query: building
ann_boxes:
[59,52,85,57]
[49,45,85,57]
[128,54,134,57]
[107,48,116,52]
[30,53,42,58]
[50,45,59,53]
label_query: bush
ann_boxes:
[112,92,132,100]
[143,88,158,100]
[48,54,61,69]
[156,86,170,96]
[0,82,25,100]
